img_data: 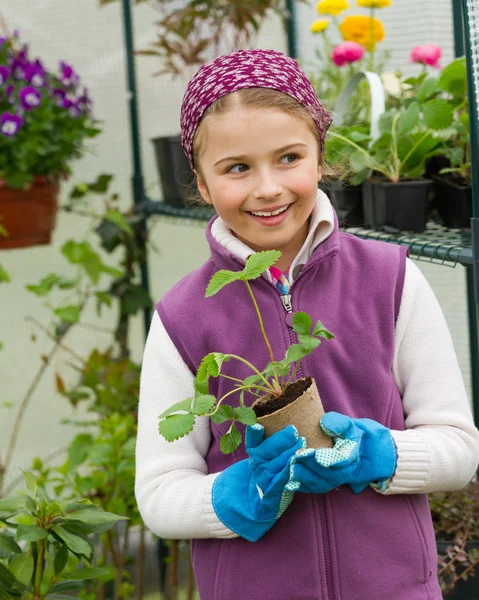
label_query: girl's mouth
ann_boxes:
[247,204,291,226]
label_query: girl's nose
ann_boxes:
[253,170,283,200]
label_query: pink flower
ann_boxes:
[331,42,365,67]
[409,44,442,69]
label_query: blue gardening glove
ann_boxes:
[286,412,397,495]
[212,424,305,542]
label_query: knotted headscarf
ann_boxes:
[180,49,332,169]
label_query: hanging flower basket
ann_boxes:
[0,176,60,249]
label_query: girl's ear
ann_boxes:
[317,164,323,183]
[194,170,213,205]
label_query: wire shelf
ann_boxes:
[136,199,473,267]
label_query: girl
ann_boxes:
[135,49,479,600]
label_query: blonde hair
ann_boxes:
[184,88,342,205]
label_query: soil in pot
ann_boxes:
[252,377,333,448]
[431,174,472,229]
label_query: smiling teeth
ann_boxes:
[250,206,289,217]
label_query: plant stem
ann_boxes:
[33,539,45,597]
[391,113,401,181]
[206,384,273,417]
[284,361,302,389]
[225,354,277,392]
[244,280,275,363]
[328,131,384,174]
[219,374,245,384]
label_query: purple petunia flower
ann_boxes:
[19,86,41,110]
[3,84,15,105]
[24,59,46,88]
[0,112,23,137]
[59,61,80,87]
[0,66,10,85]
[69,104,81,118]
[52,88,65,106]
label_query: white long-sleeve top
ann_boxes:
[135,194,479,540]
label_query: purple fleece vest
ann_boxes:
[157,216,442,600]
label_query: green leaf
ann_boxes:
[22,471,37,499]
[67,434,93,472]
[191,394,216,415]
[292,312,312,336]
[0,562,20,595]
[51,525,92,558]
[0,264,10,283]
[54,305,81,324]
[16,525,48,543]
[243,250,282,280]
[233,407,257,426]
[219,424,242,454]
[196,353,228,381]
[47,595,82,600]
[88,174,113,193]
[297,335,321,352]
[422,99,454,130]
[416,77,440,102]
[104,210,134,236]
[312,320,335,339]
[62,509,127,526]
[158,413,196,442]
[9,552,33,586]
[243,374,262,387]
[53,544,68,575]
[210,404,233,424]
[438,57,466,95]
[398,102,420,134]
[205,269,243,297]
[158,397,193,419]
[49,580,84,593]
[0,495,30,513]
[60,567,111,581]
[95,291,112,315]
[285,343,310,364]
[194,377,209,397]
[0,534,21,555]
[25,274,60,296]
[348,150,376,173]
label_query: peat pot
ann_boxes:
[0,177,59,250]
[152,134,195,208]
[251,377,333,448]
[326,181,364,227]
[432,174,472,229]
[362,178,432,233]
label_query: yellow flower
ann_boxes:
[317,0,350,17]
[357,0,391,7]
[339,15,385,50]
[311,19,330,33]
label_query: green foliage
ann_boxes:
[0,34,101,190]
[0,472,124,599]
[159,252,335,453]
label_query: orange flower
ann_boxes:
[339,15,385,50]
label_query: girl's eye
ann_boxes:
[281,153,299,164]
[228,163,248,174]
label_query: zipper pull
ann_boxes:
[280,294,293,313]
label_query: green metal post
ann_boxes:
[121,0,151,333]
[459,0,479,426]
[285,0,297,58]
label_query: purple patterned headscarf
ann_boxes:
[180,49,333,169]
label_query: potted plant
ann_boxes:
[329,72,456,232]
[427,57,472,229]
[0,30,101,249]
[429,480,479,598]
[158,250,335,453]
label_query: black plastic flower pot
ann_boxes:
[436,540,479,599]
[362,179,432,233]
[431,174,472,229]
[324,181,364,227]
[152,134,195,208]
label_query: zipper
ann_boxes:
[280,290,334,600]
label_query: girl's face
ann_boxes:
[194,105,322,266]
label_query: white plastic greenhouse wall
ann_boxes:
[0,0,473,498]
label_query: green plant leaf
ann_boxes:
[219,424,242,454]
[62,509,127,526]
[438,57,466,95]
[53,544,68,575]
[104,210,134,236]
[158,413,196,442]
[67,434,93,472]
[292,312,312,336]
[416,77,440,102]
[0,562,21,595]
[243,250,282,280]
[51,525,92,558]
[47,595,82,600]
[298,335,321,352]
[210,404,233,424]
[49,580,84,593]
[233,407,257,426]
[0,264,10,283]
[285,343,311,364]
[8,552,33,586]
[398,102,420,134]
[88,174,113,193]
[0,495,31,513]
[54,305,81,324]
[422,99,454,130]
[312,320,335,339]
[348,150,376,173]
[158,398,193,419]
[16,525,48,543]
[196,353,228,381]
[25,274,61,296]
[243,374,262,387]
[205,270,243,297]
[22,471,37,499]
[194,377,209,397]
[191,394,216,415]
[0,534,21,555]
[60,567,111,581]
